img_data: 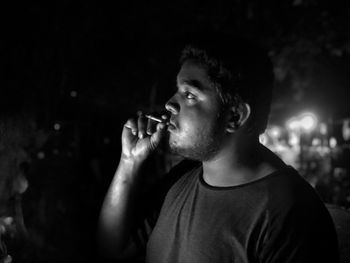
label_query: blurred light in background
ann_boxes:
[286,112,318,133]
[259,112,350,208]
[312,138,321,146]
[342,119,350,141]
[70,90,78,98]
[286,117,300,131]
[329,137,337,148]
[289,133,299,146]
[54,123,61,131]
[319,123,328,135]
[269,126,281,138]
[37,151,45,159]
[299,112,318,132]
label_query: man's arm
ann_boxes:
[259,192,339,263]
[98,114,166,260]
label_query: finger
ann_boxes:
[124,118,137,136]
[137,113,147,139]
[146,118,158,135]
[149,123,167,150]
[161,114,168,121]
[156,122,167,132]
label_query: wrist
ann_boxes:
[116,155,145,183]
[120,154,145,168]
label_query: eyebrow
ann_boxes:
[177,79,207,91]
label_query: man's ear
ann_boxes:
[226,103,251,133]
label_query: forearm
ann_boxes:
[98,159,143,259]
[98,113,166,259]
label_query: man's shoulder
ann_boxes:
[264,166,320,203]
[259,168,339,263]
[262,167,333,224]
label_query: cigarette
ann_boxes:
[145,114,169,125]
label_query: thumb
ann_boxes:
[149,123,167,150]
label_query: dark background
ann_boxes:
[1,1,350,262]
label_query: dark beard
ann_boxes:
[170,137,220,161]
[168,119,224,162]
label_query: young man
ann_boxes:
[98,34,339,262]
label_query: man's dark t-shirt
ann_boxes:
[145,162,339,263]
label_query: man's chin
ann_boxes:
[168,143,190,158]
[167,130,222,161]
[168,142,182,156]
[168,144,207,161]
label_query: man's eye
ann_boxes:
[185,92,195,100]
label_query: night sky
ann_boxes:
[3,1,350,122]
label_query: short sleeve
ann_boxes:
[259,198,339,263]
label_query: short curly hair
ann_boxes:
[179,33,274,135]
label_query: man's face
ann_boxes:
[165,60,227,161]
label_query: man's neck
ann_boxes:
[202,142,285,187]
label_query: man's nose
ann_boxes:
[165,96,179,115]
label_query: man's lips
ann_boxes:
[168,120,177,130]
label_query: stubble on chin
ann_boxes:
[167,126,223,162]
